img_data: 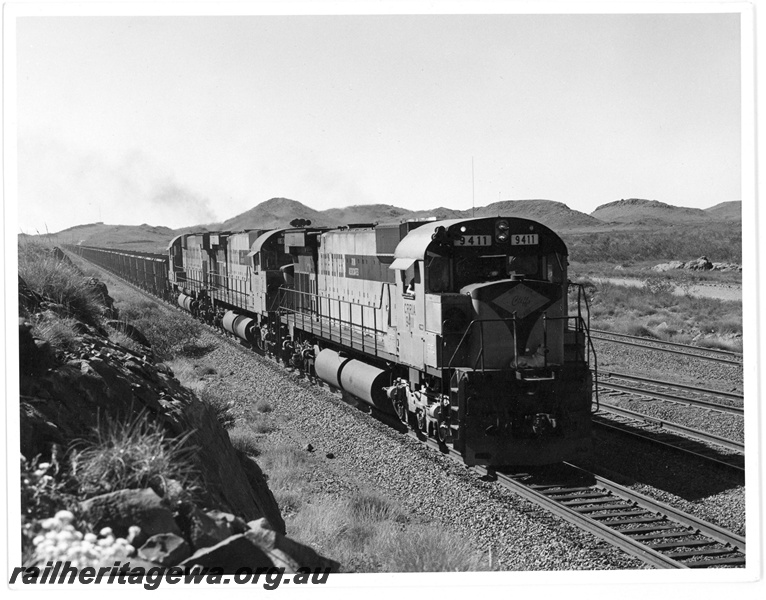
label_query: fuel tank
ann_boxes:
[177,293,198,313]
[222,310,257,343]
[314,348,392,412]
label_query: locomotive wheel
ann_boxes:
[416,409,427,433]
[392,390,408,424]
[255,333,267,353]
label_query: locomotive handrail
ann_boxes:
[276,287,387,357]
[446,317,520,372]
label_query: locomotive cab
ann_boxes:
[391,216,593,465]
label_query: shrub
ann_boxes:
[117,301,205,360]
[70,411,199,502]
[31,314,81,353]
[228,427,261,457]
[197,389,237,430]
[19,241,104,325]
[21,455,76,523]
[642,277,675,296]
[255,400,273,413]
[371,522,487,572]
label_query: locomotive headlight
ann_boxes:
[495,220,510,242]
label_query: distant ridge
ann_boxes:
[39,196,741,253]
[208,197,602,232]
[591,198,712,224]
[704,201,741,220]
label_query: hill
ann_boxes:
[43,222,174,253]
[38,196,741,261]
[591,198,711,224]
[705,201,741,220]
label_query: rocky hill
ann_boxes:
[40,196,741,258]
[45,222,175,254]
[704,201,741,220]
[590,198,730,225]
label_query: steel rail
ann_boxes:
[598,381,743,415]
[590,328,743,359]
[591,334,742,366]
[601,371,744,401]
[596,403,745,453]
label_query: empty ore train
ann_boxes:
[73,216,597,466]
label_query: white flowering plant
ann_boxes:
[20,454,75,522]
[27,510,137,568]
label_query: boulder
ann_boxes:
[652,260,684,272]
[176,503,231,551]
[106,320,151,347]
[178,534,273,573]
[138,533,191,566]
[684,256,713,270]
[79,489,181,539]
[206,510,249,536]
[245,518,340,573]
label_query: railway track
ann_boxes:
[412,432,745,569]
[592,408,744,473]
[597,371,743,415]
[72,252,746,570]
[590,329,743,365]
[593,371,745,472]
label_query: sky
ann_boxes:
[9,3,743,233]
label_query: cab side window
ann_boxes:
[402,262,421,297]
[426,254,450,293]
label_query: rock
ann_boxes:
[652,260,684,272]
[685,256,713,270]
[138,533,191,566]
[178,534,273,573]
[79,488,181,539]
[206,510,249,536]
[303,443,314,452]
[106,320,151,347]
[244,518,340,573]
[325,452,335,459]
[19,319,56,376]
[176,503,231,550]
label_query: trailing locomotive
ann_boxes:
[73,216,596,466]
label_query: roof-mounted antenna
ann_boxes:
[471,156,475,218]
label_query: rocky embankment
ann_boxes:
[18,270,338,573]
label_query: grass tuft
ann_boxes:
[31,314,81,352]
[19,241,104,325]
[70,411,199,502]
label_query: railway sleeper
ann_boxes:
[588,510,653,520]
[648,539,718,551]
[539,486,594,495]
[666,548,741,560]
[685,556,746,568]
[542,490,605,500]
[630,530,700,542]
[599,516,667,526]
[560,496,614,507]
[617,523,680,534]
[572,503,637,513]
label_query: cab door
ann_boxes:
[395,260,426,368]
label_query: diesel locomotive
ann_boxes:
[73,215,597,466]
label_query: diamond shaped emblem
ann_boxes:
[490,285,549,318]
